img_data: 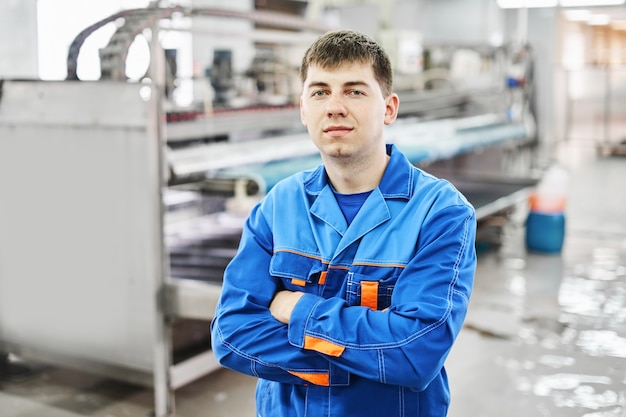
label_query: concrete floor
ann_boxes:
[1,137,625,417]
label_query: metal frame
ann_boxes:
[0,78,180,416]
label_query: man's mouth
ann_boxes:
[323,126,353,136]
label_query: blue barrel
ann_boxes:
[525,211,566,254]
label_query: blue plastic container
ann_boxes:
[525,211,566,254]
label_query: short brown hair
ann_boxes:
[300,30,393,97]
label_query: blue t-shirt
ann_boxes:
[333,189,372,224]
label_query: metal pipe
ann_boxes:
[149,18,175,417]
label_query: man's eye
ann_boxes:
[348,90,364,96]
[312,90,326,97]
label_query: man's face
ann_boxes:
[299,62,398,162]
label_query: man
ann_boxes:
[210,30,476,417]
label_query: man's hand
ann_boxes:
[269,290,305,324]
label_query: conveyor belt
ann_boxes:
[179,114,529,194]
[451,176,537,220]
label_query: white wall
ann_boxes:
[0,0,39,78]
[417,0,504,46]
[526,7,561,155]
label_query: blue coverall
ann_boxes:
[211,144,477,417]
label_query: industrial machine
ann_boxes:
[0,4,538,416]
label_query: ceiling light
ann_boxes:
[563,9,592,21]
[499,0,625,6]
[497,0,558,8]
[560,0,625,6]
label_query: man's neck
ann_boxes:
[324,152,390,194]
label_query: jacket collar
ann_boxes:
[304,145,414,256]
[303,144,414,200]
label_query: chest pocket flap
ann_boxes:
[270,250,325,288]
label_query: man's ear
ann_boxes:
[384,93,399,125]
[300,95,307,126]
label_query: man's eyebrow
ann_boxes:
[306,80,370,89]
[344,80,370,88]
[306,81,329,89]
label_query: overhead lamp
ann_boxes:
[560,0,625,6]
[497,0,558,8]
[498,0,625,7]
[563,9,592,20]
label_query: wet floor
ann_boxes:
[446,139,626,417]
[0,138,625,416]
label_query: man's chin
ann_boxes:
[321,143,353,159]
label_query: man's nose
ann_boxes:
[326,94,347,117]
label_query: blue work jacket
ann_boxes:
[211,144,477,417]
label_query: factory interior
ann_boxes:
[0,0,625,416]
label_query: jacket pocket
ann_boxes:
[270,250,325,290]
[345,272,397,310]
